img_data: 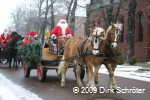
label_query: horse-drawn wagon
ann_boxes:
[21,36,85,82]
[19,22,123,89]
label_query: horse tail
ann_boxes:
[57,55,65,76]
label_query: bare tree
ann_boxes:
[69,0,78,34]
[66,0,74,22]
[50,0,55,29]
[34,0,45,37]
[86,0,121,31]
[40,0,51,43]
[10,0,86,38]
[106,0,114,29]
[126,0,137,62]
[10,6,24,32]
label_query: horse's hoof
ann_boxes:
[78,84,83,88]
[61,86,66,88]
[86,84,90,87]
[61,81,66,88]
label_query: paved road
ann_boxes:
[0,63,150,100]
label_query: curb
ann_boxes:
[138,68,150,71]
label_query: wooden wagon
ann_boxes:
[23,36,85,82]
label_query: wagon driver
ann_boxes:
[50,18,73,54]
[50,18,72,39]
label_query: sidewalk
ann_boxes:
[99,62,150,82]
[135,62,150,71]
[135,62,150,68]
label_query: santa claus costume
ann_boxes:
[0,37,3,60]
[22,31,38,45]
[30,31,38,40]
[22,32,31,46]
[50,18,72,39]
[1,29,10,46]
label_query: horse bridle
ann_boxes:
[106,28,121,57]
[92,30,103,51]
[110,28,121,45]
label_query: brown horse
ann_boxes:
[57,27,106,88]
[102,22,123,90]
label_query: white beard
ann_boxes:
[57,22,68,36]
[4,32,8,36]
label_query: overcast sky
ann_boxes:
[0,0,23,33]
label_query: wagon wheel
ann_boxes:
[37,63,47,82]
[23,62,30,77]
[74,66,85,81]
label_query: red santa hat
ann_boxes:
[26,32,30,37]
[30,31,37,37]
[11,28,16,32]
[59,18,67,23]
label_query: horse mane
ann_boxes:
[99,25,112,40]
[9,33,21,46]
[10,31,18,38]
[88,27,105,41]
[100,22,122,40]
[113,23,123,31]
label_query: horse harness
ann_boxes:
[103,43,122,62]
[103,27,122,62]
[77,37,105,67]
[77,38,122,66]
[48,36,122,67]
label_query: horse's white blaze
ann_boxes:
[93,27,104,36]
[92,27,104,55]
[111,31,119,49]
[92,37,99,55]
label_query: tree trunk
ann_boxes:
[86,4,90,37]
[126,0,137,62]
[114,2,121,22]
[66,0,74,23]
[106,0,114,29]
[40,0,50,43]
[37,0,43,39]
[50,0,54,29]
[69,0,77,35]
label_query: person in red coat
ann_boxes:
[22,31,38,45]
[0,37,5,47]
[0,29,10,62]
[30,31,38,40]
[50,18,72,39]
[22,32,31,46]
[0,37,3,60]
[50,18,72,54]
[1,29,10,47]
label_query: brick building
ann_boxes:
[88,0,150,61]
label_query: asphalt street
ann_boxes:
[0,63,150,100]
